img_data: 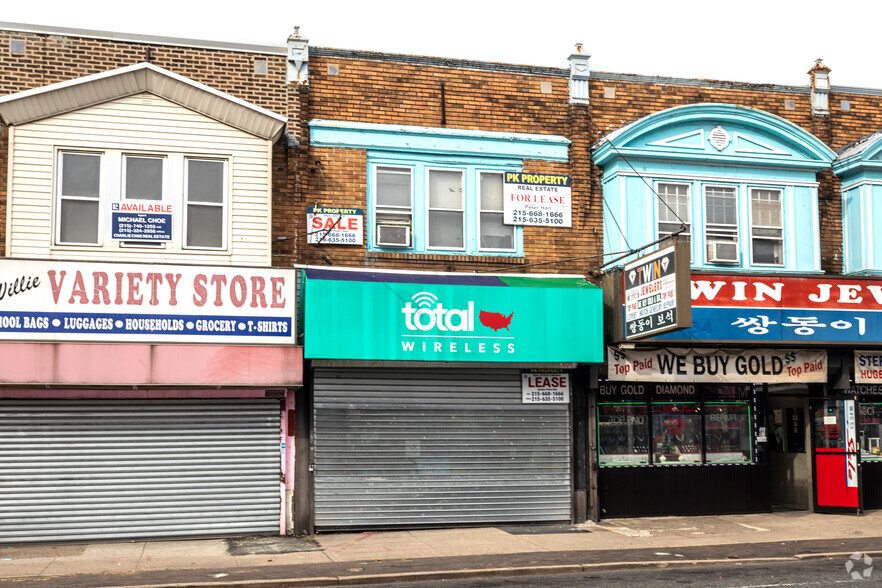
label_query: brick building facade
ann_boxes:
[3,21,882,539]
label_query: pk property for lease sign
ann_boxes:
[503,172,572,227]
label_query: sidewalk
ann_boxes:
[2,510,882,587]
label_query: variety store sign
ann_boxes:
[607,347,827,383]
[0,259,296,344]
[654,275,882,344]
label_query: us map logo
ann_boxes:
[400,291,515,355]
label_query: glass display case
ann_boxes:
[598,403,649,465]
[704,402,752,463]
[651,402,702,464]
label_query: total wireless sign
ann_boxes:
[0,259,296,344]
[304,272,603,362]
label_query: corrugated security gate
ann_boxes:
[313,368,571,528]
[0,399,280,543]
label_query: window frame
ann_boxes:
[656,181,691,241]
[121,154,167,249]
[55,150,104,247]
[52,149,231,254]
[426,167,466,252]
[182,157,228,251]
[478,170,516,253]
[748,186,785,267]
[374,165,414,248]
[367,156,522,257]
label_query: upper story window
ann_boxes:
[657,182,690,242]
[308,119,572,259]
[58,152,102,245]
[55,150,227,251]
[595,104,836,274]
[369,158,521,256]
[750,188,783,265]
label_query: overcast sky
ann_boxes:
[4,0,882,89]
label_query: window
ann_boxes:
[369,159,520,256]
[58,152,101,245]
[185,159,226,249]
[54,150,228,252]
[704,185,738,263]
[598,384,755,467]
[860,403,882,461]
[375,166,413,247]
[427,169,464,249]
[480,172,514,251]
[750,188,783,265]
[657,182,690,241]
[122,155,164,247]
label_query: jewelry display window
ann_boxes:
[859,402,882,461]
[651,402,702,464]
[705,402,752,463]
[598,403,649,465]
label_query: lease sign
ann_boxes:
[503,173,572,227]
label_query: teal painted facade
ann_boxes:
[595,104,836,273]
[309,120,570,257]
[834,134,882,275]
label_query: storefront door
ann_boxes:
[811,396,862,513]
[767,392,811,510]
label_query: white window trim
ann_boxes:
[426,167,466,252]
[702,184,739,261]
[655,180,692,240]
[374,165,414,247]
[748,186,785,267]
[52,148,231,254]
[120,154,167,249]
[55,150,104,247]
[182,157,229,251]
[477,170,516,253]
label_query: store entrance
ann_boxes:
[810,396,861,513]
[767,388,811,510]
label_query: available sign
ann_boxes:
[654,275,882,345]
[607,346,827,383]
[503,172,572,227]
[111,202,172,241]
[0,259,296,344]
[306,207,363,245]
[304,268,603,362]
[522,369,570,403]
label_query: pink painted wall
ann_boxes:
[0,343,303,387]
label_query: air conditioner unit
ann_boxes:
[376,224,411,247]
[707,240,739,264]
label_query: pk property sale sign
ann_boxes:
[503,172,571,227]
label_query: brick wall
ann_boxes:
[4,27,882,277]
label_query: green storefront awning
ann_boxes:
[303,268,603,363]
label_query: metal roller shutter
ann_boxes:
[314,368,571,528]
[0,399,280,543]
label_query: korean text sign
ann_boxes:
[654,275,882,344]
[0,259,296,344]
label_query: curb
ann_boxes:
[110,555,825,588]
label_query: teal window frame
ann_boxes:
[367,151,524,257]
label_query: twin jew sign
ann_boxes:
[607,347,827,383]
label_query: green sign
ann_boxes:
[304,269,603,363]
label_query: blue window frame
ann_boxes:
[367,153,523,256]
